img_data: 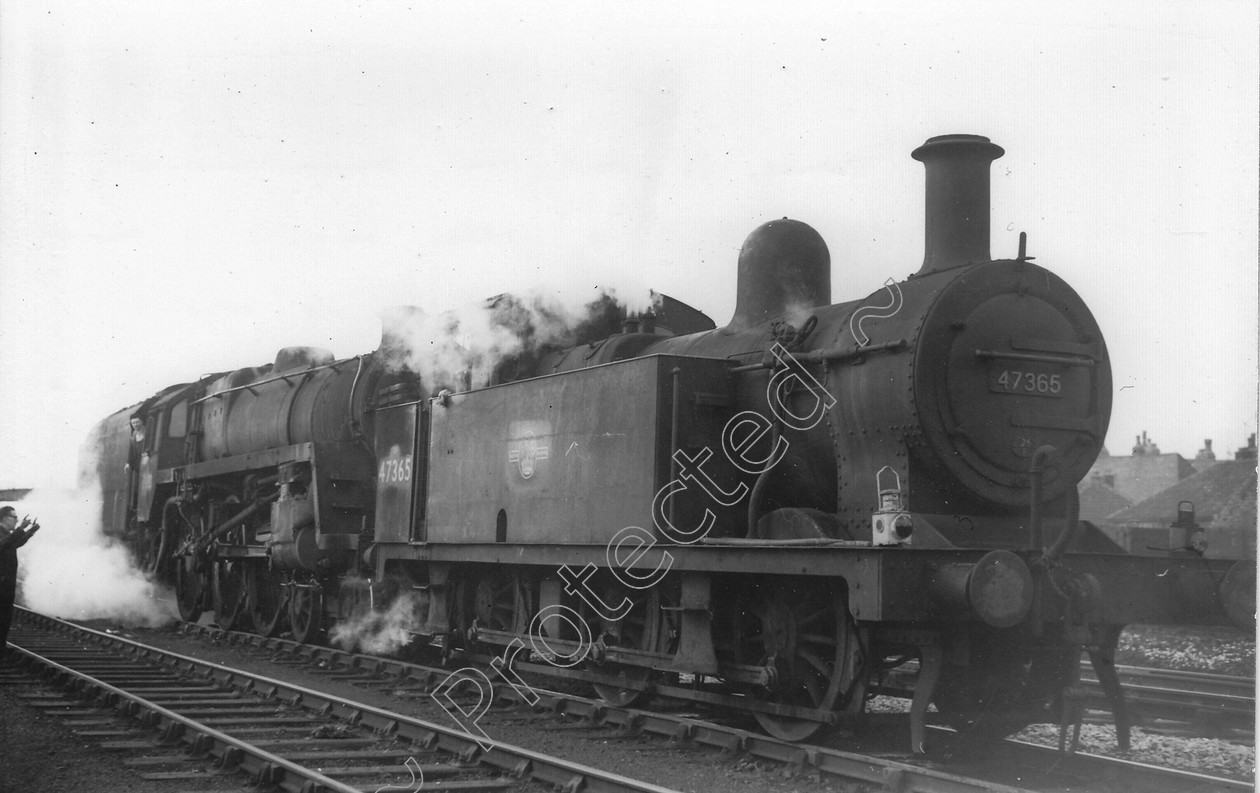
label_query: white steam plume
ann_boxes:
[379,286,658,391]
[11,485,176,627]
[329,590,423,655]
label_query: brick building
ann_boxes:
[1084,432,1196,506]
[1095,434,1257,559]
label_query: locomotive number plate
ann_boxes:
[988,366,1063,398]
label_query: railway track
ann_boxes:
[1078,663,1255,735]
[17,610,1241,793]
[874,657,1254,738]
[4,608,683,793]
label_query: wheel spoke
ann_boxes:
[735,585,864,741]
[214,562,250,632]
[289,585,323,643]
[795,604,831,629]
[798,632,839,646]
[492,583,514,607]
[591,585,661,708]
[800,647,832,677]
[248,566,287,638]
[800,670,824,705]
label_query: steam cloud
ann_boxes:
[12,485,176,627]
[329,589,424,655]
[379,287,657,391]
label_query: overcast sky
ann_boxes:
[1,1,1256,489]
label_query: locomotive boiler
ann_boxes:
[83,134,1254,750]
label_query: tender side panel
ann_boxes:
[425,355,736,545]
[426,359,660,544]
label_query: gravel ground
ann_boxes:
[1016,722,1255,781]
[1116,624,1256,677]
[0,662,184,793]
[1013,623,1256,782]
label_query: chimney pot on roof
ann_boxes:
[1237,434,1258,460]
[1196,439,1217,462]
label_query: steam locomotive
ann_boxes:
[83,134,1253,750]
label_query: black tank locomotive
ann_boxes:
[83,134,1254,749]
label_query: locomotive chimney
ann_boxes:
[728,218,831,331]
[911,134,1004,275]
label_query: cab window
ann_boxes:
[168,400,187,438]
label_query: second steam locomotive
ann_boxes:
[84,134,1253,749]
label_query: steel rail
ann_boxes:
[7,640,365,793]
[976,734,1253,793]
[1107,665,1255,697]
[876,658,1255,733]
[1076,663,1255,700]
[1082,664,1255,718]
[13,608,682,793]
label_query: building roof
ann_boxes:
[1086,451,1197,505]
[1078,477,1132,522]
[1107,459,1257,528]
